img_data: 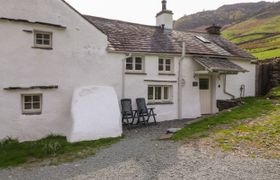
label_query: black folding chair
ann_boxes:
[121,99,137,126]
[136,98,157,125]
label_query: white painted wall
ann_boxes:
[216,60,256,100]
[156,13,173,29]
[124,55,179,122]
[69,86,122,142]
[0,0,124,142]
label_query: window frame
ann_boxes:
[158,57,173,74]
[125,56,145,73]
[148,85,172,103]
[33,30,53,49]
[21,94,43,115]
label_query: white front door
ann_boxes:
[199,77,212,114]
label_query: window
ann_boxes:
[199,78,209,90]
[159,58,173,73]
[34,31,52,48]
[126,57,144,72]
[22,94,42,114]
[148,85,172,102]
[195,36,211,43]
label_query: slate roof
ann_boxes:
[193,57,248,73]
[85,15,254,59]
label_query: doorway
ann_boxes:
[199,77,212,114]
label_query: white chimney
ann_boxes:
[156,0,173,29]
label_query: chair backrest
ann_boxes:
[136,98,148,114]
[121,99,133,115]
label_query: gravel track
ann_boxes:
[0,119,279,180]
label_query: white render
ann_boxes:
[69,86,122,142]
[156,13,174,29]
[0,0,256,142]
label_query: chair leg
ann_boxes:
[150,109,157,125]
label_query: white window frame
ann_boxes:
[158,58,173,73]
[22,94,42,115]
[125,56,145,73]
[34,31,53,48]
[148,85,172,103]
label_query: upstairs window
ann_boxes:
[159,58,173,73]
[22,94,42,115]
[126,57,144,72]
[34,31,52,48]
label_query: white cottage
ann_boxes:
[0,0,256,142]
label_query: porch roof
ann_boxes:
[193,57,248,74]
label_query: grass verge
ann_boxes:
[173,97,275,141]
[0,135,121,169]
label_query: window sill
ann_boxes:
[125,72,147,75]
[32,46,53,50]
[22,112,42,116]
[158,73,176,76]
[147,101,174,105]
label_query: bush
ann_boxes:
[43,142,63,156]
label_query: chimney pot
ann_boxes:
[206,24,222,35]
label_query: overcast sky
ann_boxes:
[65,0,276,25]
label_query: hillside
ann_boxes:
[174,1,280,60]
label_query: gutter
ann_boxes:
[122,53,132,98]
[223,75,235,99]
[178,42,185,120]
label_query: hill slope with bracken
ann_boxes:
[174,1,280,60]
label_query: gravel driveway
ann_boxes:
[0,120,279,180]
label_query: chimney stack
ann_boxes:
[156,0,173,30]
[206,24,222,35]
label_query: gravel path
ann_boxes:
[0,120,280,180]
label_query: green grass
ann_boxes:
[267,86,280,98]
[222,15,280,59]
[253,48,280,59]
[173,98,275,141]
[230,34,265,44]
[0,135,121,169]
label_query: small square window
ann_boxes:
[125,56,144,72]
[34,31,52,48]
[158,58,173,73]
[199,79,209,90]
[22,94,42,115]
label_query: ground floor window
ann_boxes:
[148,85,172,103]
[22,94,42,114]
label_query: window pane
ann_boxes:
[33,96,40,102]
[36,34,43,39]
[159,59,163,65]
[199,79,209,90]
[159,64,163,71]
[165,65,171,71]
[148,87,154,100]
[43,34,50,39]
[24,96,32,102]
[24,103,32,110]
[135,63,142,70]
[36,40,43,44]
[164,87,169,100]
[165,59,171,65]
[43,40,50,45]
[33,103,41,109]
[126,58,133,70]
[155,87,162,100]
[135,57,142,64]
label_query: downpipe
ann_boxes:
[178,42,185,120]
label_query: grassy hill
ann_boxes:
[175,1,280,60]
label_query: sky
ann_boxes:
[65,0,276,25]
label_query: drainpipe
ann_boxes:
[122,53,132,98]
[178,42,185,120]
[223,75,235,99]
